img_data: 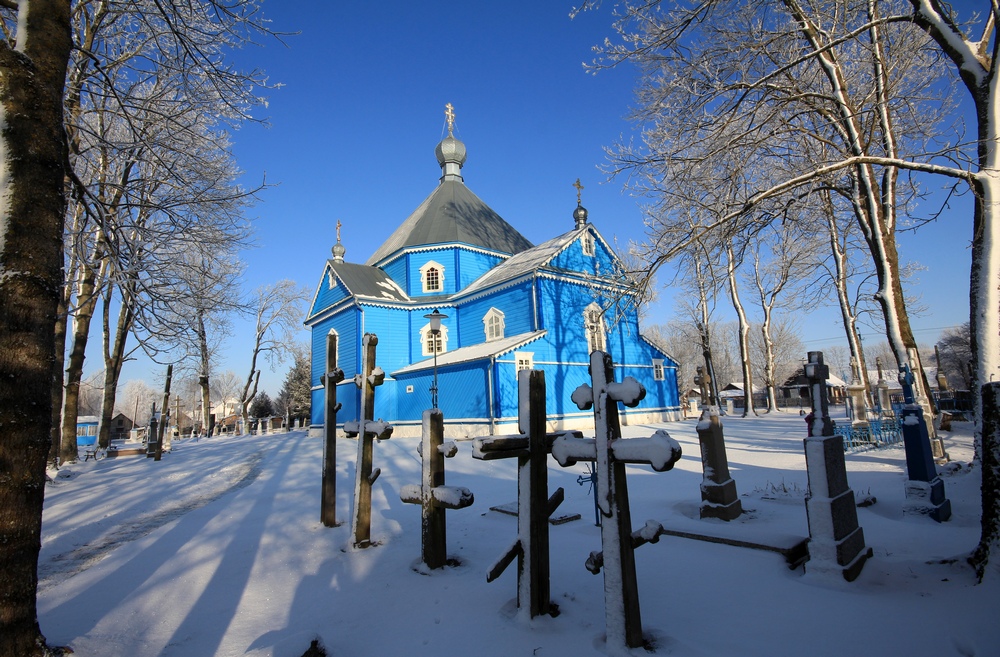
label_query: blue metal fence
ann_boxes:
[833,416,903,453]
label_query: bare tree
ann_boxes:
[937,323,973,391]
[238,280,309,433]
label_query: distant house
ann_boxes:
[76,415,99,446]
[779,369,848,406]
[109,413,134,441]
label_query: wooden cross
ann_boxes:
[343,333,393,548]
[321,330,345,527]
[445,102,455,133]
[573,178,584,205]
[400,408,474,569]
[472,369,581,618]
[551,351,682,649]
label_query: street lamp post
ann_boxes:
[424,309,447,409]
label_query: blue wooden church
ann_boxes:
[306,110,681,437]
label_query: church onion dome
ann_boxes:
[331,241,346,262]
[436,133,466,182]
[573,204,588,228]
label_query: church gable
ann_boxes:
[548,226,619,279]
[307,263,351,320]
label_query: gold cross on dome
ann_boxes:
[336,219,342,243]
[445,103,455,133]
[573,178,584,205]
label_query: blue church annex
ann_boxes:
[306,111,681,437]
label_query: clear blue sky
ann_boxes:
[112,2,973,398]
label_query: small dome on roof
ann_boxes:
[435,134,467,168]
[573,204,588,227]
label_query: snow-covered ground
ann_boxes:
[38,411,998,656]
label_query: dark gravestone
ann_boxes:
[898,364,951,522]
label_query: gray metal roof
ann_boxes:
[366,180,534,266]
[391,330,547,375]
[328,261,410,302]
[459,227,585,297]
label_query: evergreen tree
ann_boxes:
[249,392,274,418]
[276,353,311,423]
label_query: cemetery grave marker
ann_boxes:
[898,363,952,522]
[400,408,474,569]
[802,351,872,582]
[321,330,345,528]
[551,351,682,649]
[472,369,574,618]
[343,333,393,548]
[693,365,742,520]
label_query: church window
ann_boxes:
[653,359,665,381]
[582,233,595,257]
[515,352,534,373]
[483,308,505,342]
[584,303,606,354]
[419,260,445,294]
[419,323,449,356]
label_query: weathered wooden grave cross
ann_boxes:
[320,330,344,527]
[472,369,579,618]
[343,333,393,548]
[400,408,474,569]
[551,351,682,649]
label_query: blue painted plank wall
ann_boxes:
[457,249,503,291]
[309,266,350,317]
[457,281,533,346]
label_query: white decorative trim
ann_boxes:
[419,323,449,356]
[483,307,505,341]
[419,260,445,293]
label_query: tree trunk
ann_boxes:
[97,282,135,448]
[0,2,74,654]
[59,255,106,463]
[725,241,756,417]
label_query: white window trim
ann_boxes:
[419,260,446,294]
[582,232,595,257]
[653,358,665,381]
[419,323,449,357]
[515,352,534,373]
[483,307,505,342]
[584,302,606,353]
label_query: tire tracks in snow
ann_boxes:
[37,449,266,593]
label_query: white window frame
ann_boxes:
[419,260,445,294]
[515,352,534,373]
[483,308,505,342]
[582,232,595,257]
[584,303,606,354]
[419,323,449,356]
[653,359,665,381]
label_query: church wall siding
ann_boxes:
[457,250,502,292]
[309,308,361,427]
[309,268,350,317]
[457,282,532,345]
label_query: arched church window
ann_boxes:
[582,232,595,257]
[420,323,449,356]
[419,260,445,294]
[483,308,505,342]
[584,303,606,354]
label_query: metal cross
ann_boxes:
[445,102,455,133]
[573,178,584,205]
[336,219,342,243]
